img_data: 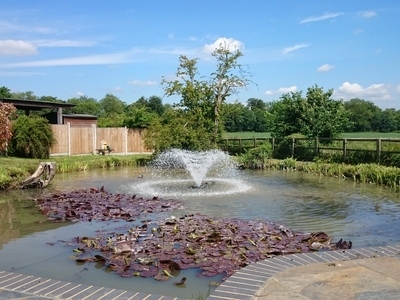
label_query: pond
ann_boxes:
[0,166,400,299]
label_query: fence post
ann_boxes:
[67,122,71,156]
[291,138,295,157]
[342,138,347,161]
[314,137,319,156]
[253,138,257,148]
[124,126,128,155]
[92,124,96,154]
[376,138,381,164]
[271,138,275,156]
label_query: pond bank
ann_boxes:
[0,154,152,189]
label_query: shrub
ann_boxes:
[274,134,314,160]
[10,115,56,159]
[237,141,273,169]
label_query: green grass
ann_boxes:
[341,132,400,138]
[222,132,400,139]
[222,132,271,139]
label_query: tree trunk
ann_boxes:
[21,162,56,189]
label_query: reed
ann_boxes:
[237,153,400,192]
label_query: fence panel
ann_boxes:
[96,127,125,153]
[127,129,148,153]
[70,125,94,155]
[50,124,151,156]
[50,124,69,155]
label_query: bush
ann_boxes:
[10,115,56,159]
[274,134,314,160]
[237,141,273,169]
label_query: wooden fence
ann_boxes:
[221,137,400,165]
[50,123,151,156]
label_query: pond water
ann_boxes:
[0,166,400,298]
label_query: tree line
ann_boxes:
[1,43,400,155]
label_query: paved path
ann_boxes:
[209,244,400,300]
[1,245,399,299]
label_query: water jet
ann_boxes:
[133,149,251,197]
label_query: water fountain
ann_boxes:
[133,148,252,198]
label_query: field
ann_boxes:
[222,132,400,139]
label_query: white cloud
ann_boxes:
[317,64,335,72]
[0,20,55,34]
[282,43,309,55]
[0,39,37,56]
[1,52,134,67]
[128,80,157,86]
[353,29,363,35]
[203,37,244,55]
[167,33,175,40]
[333,82,391,101]
[76,92,85,97]
[300,12,344,24]
[265,86,298,95]
[0,70,44,76]
[33,39,97,47]
[358,11,377,18]
[395,85,400,94]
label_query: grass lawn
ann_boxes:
[222,132,400,139]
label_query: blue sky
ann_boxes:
[1,0,399,109]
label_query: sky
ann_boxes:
[1,0,400,109]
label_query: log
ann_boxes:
[21,162,56,189]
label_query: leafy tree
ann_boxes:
[97,113,125,127]
[247,98,266,111]
[67,95,102,115]
[99,94,126,117]
[0,86,12,98]
[10,115,56,158]
[0,102,17,155]
[375,108,397,132]
[343,98,381,132]
[144,106,215,153]
[222,102,255,132]
[160,44,251,147]
[252,108,270,132]
[210,44,252,136]
[123,107,158,129]
[269,91,304,138]
[11,91,37,100]
[126,95,165,117]
[147,96,165,116]
[161,55,216,146]
[270,85,350,139]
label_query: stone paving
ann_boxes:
[1,245,399,299]
[209,244,400,300]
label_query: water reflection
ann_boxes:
[0,167,399,298]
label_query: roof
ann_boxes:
[63,113,97,119]
[0,98,75,110]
